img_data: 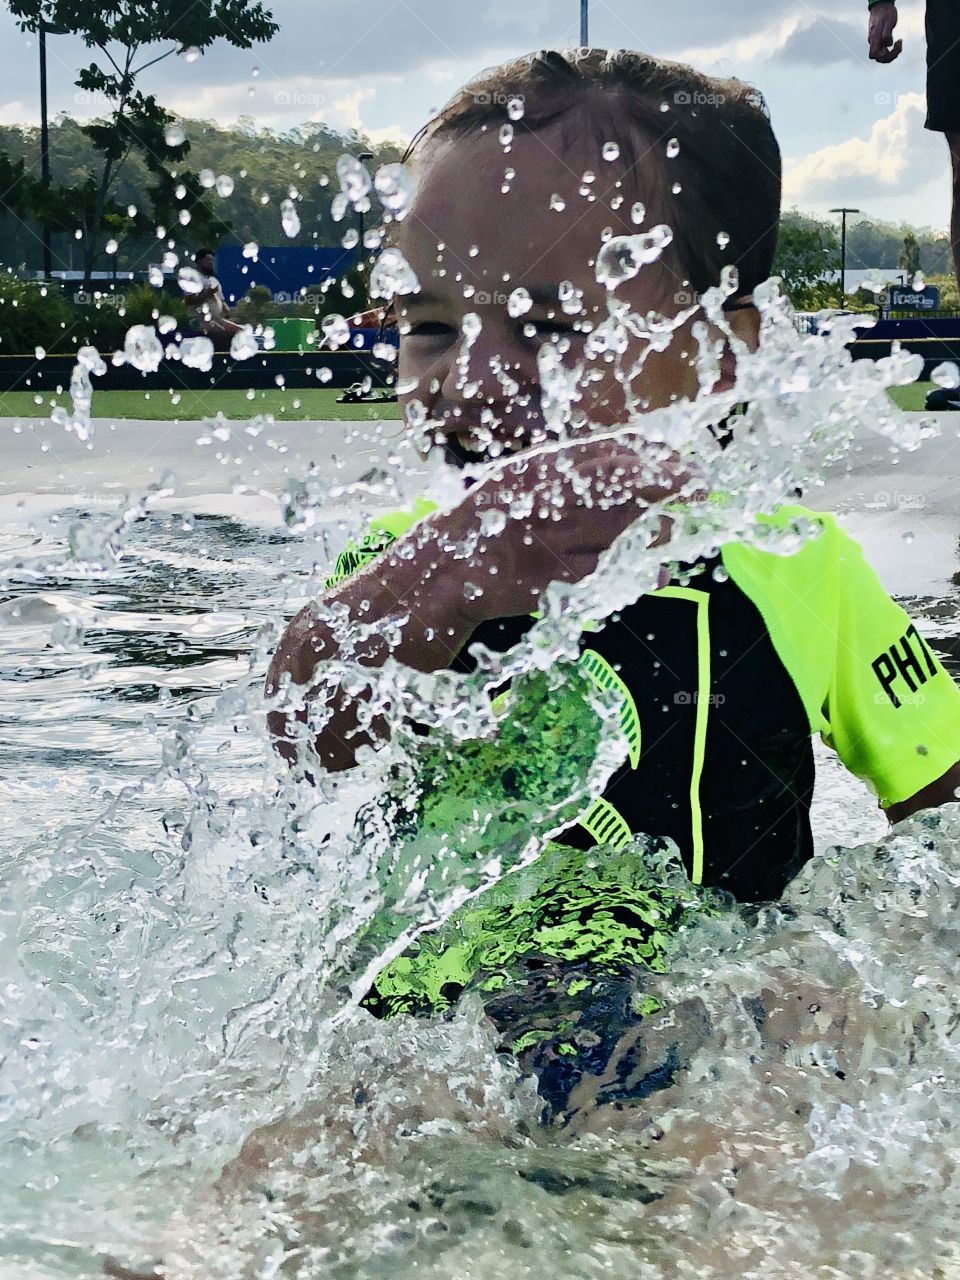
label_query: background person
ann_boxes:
[184,248,243,350]
[868,0,960,289]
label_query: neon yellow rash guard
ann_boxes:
[326,500,960,900]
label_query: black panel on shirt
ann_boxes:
[451,560,815,903]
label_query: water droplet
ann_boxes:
[550,193,566,212]
[602,141,620,161]
[480,509,507,536]
[463,582,483,601]
[123,325,165,371]
[281,198,301,238]
[932,361,960,389]
[164,123,185,147]
[230,327,259,360]
[716,230,730,249]
[369,247,420,300]
[177,336,214,371]
[34,345,45,360]
[666,137,680,157]
[374,162,415,218]
[631,201,646,225]
[199,168,216,189]
[321,314,351,348]
[148,265,164,287]
[317,366,332,383]
[105,238,118,255]
[181,45,200,62]
[242,240,259,260]
[499,123,514,148]
[331,193,348,222]
[336,153,373,206]
[912,270,926,291]
[672,181,682,195]
[215,174,234,198]
[508,287,533,318]
[508,97,525,120]
[177,266,204,295]
[595,226,674,289]
[342,227,360,249]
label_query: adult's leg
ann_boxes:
[948,132,960,289]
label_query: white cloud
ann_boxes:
[783,92,945,205]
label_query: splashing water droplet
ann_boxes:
[148,265,164,287]
[180,45,199,62]
[229,328,259,361]
[242,240,259,260]
[105,239,118,255]
[215,174,234,198]
[331,193,348,223]
[342,227,360,250]
[123,325,165,371]
[336,153,373,206]
[631,201,646,225]
[507,97,525,120]
[932,362,960,389]
[34,345,45,360]
[499,123,514,148]
[374,163,414,219]
[177,266,204,295]
[550,193,566,212]
[164,123,185,147]
[280,199,301,238]
[369,247,420,301]
[321,315,351,349]
[717,230,731,249]
[666,137,680,158]
[912,270,926,291]
[199,168,215,189]
[595,226,674,289]
[602,141,620,161]
[508,287,533,318]
[672,181,682,195]
[176,336,215,370]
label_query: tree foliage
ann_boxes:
[5,0,277,283]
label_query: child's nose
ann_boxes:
[442,318,539,407]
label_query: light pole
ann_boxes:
[830,206,860,308]
[580,0,589,45]
[357,149,374,260]
[39,18,51,278]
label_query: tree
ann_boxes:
[771,214,839,308]
[8,0,278,284]
[897,231,922,279]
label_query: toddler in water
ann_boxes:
[268,50,960,1117]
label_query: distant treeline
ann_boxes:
[0,115,951,279]
[0,116,402,277]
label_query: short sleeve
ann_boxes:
[824,531,960,807]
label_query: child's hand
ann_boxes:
[430,435,699,623]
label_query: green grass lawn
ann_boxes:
[888,382,934,412]
[0,387,403,422]
[0,382,937,421]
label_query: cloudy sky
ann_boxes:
[0,0,949,232]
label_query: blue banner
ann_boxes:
[214,245,357,305]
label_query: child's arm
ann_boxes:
[885,760,960,824]
[267,437,687,772]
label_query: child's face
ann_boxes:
[396,123,725,466]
